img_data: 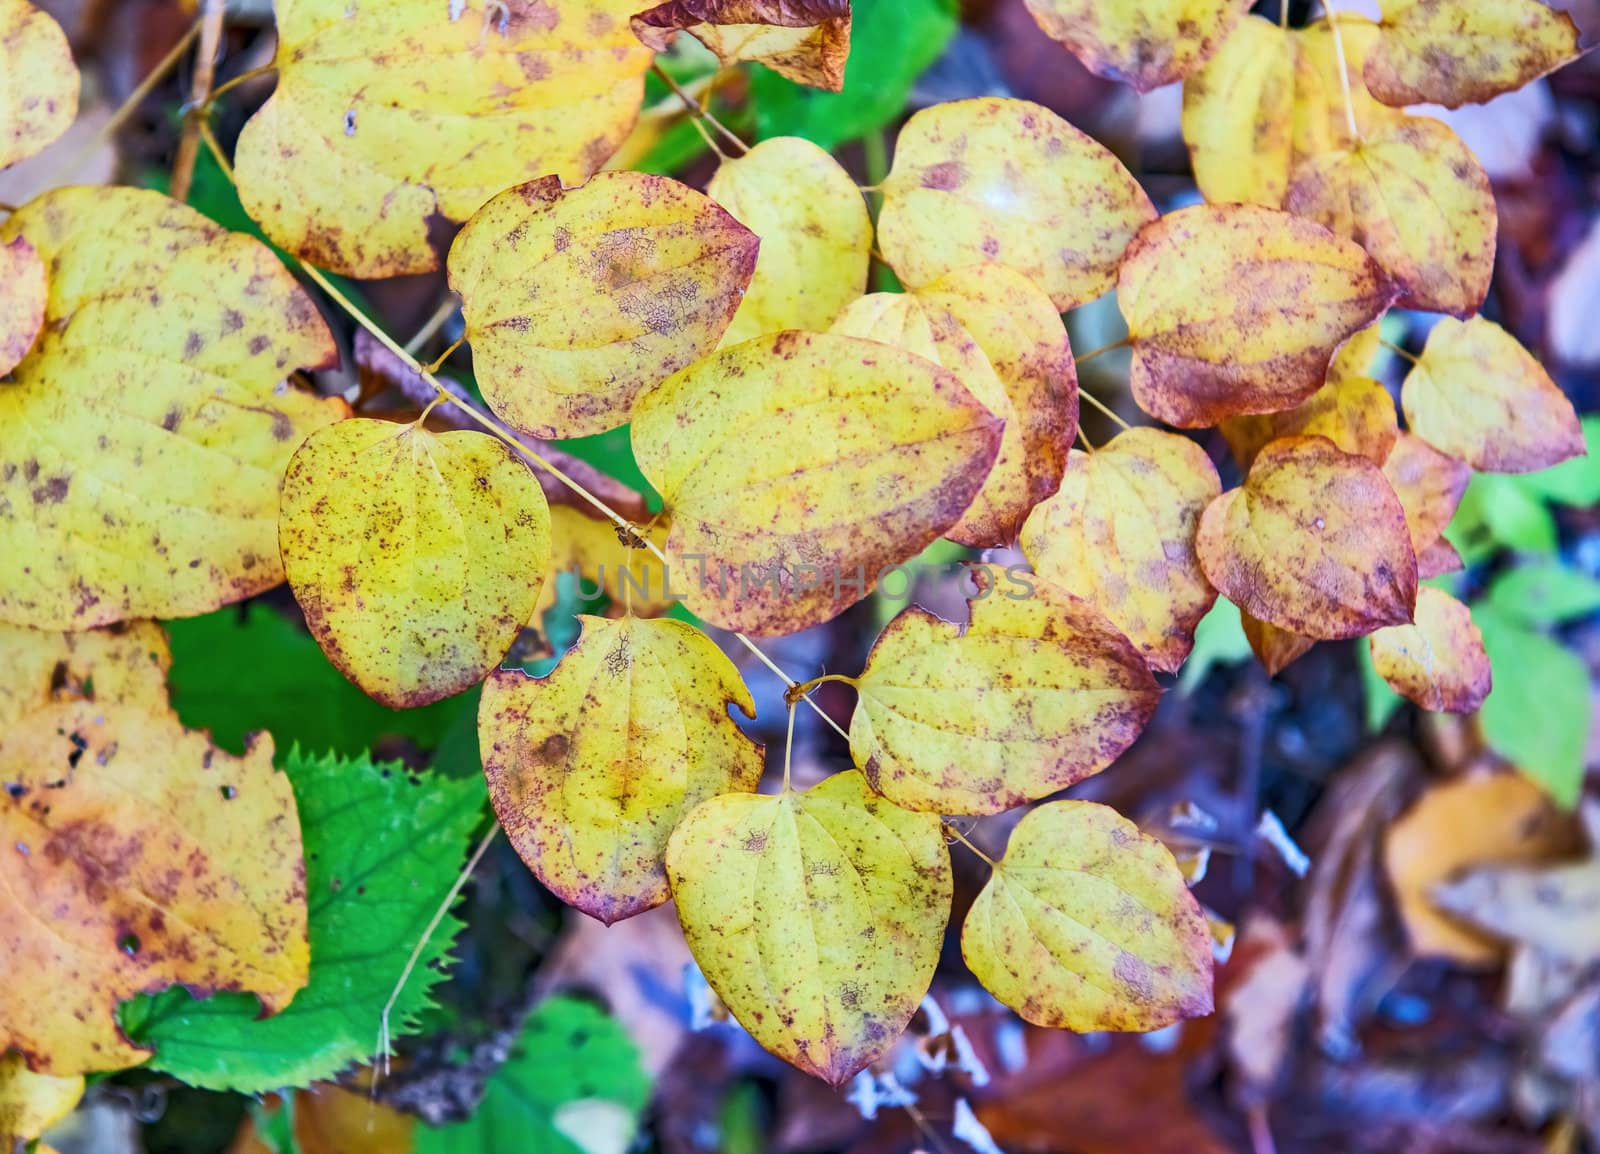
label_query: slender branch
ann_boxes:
[1079,388,1133,432]
[403,294,460,356]
[1322,1,1362,142]
[651,62,747,155]
[171,0,226,203]
[1077,426,1097,455]
[1074,336,1130,365]
[67,19,203,180]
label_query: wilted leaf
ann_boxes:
[0,0,76,169]
[481,615,763,924]
[632,0,851,90]
[877,97,1156,310]
[1021,0,1249,91]
[128,751,482,1093]
[666,770,951,1085]
[1119,204,1396,427]
[1382,431,1473,554]
[1197,436,1417,639]
[234,0,652,277]
[0,235,43,375]
[1385,771,1577,964]
[963,800,1213,1030]
[1220,374,1398,471]
[1020,428,1220,673]
[0,703,306,1075]
[281,419,552,709]
[1369,586,1490,712]
[1241,611,1316,676]
[706,136,871,346]
[831,264,1076,546]
[1366,0,1581,110]
[629,329,1002,634]
[1181,15,1294,206]
[1474,604,1590,807]
[0,1053,81,1143]
[1403,315,1583,474]
[1287,117,1496,317]
[0,187,343,630]
[451,172,758,439]
[0,620,170,730]
[850,566,1160,814]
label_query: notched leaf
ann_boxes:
[451,171,759,440]
[1369,586,1490,713]
[1366,0,1582,109]
[631,0,851,90]
[0,0,77,169]
[1022,0,1251,91]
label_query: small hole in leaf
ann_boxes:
[220,785,237,800]
[119,933,140,956]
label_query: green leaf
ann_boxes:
[1487,563,1600,627]
[1473,604,1591,808]
[124,749,486,1091]
[1513,415,1600,507]
[250,1099,299,1154]
[1356,638,1404,734]
[165,604,468,759]
[417,997,650,1154]
[1177,596,1253,695]
[752,0,959,149]
[1451,473,1559,558]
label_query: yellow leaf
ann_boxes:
[1293,16,1402,156]
[629,330,1003,635]
[541,505,672,619]
[1022,0,1250,91]
[665,770,951,1085]
[1401,315,1583,473]
[877,97,1156,310]
[831,264,1076,547]
[1328,321,1383,382]
[1384,772,1578,964]
[281,418,552,709]
[631,0,850,91]
[1240,611,1316,676]
[481,615,764,924]
[450,172,759,439]
[1197,435,1417,640]
[0,702,307,1075]
[0,187,344,630]
[962,800,1213,1031]
[1020,428,1220,674]
[1366,0,1581,110]
[1382,431,1473,554]
[850,565,1159,815]
[708,136,871,346]
[1219,374,1398,472]
[1181,14,1295,206]
[1287,117,1496,317]
[1119,204,1396,427]
[234,0,652,277]
[0,235,43,375]
[0,0,76,169]
[1370,586,1490,713]
[0,1053,81,1142]
[0,620,170,730]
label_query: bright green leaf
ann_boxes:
[1487,564,1600,628]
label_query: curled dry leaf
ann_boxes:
[831,263,1076,547]
[1119,204,1396,428]
[0,702,307,1075]
[0,0,76,169]
[451,172,759,440]
[0,187,343,630]
[962,800,1213,1031]
[1401,315,1583,474]
[1382,431,1473,554]
[1385,771,1579,964]
[665,770,951,1086]
[1287,116,1496,317]
[1021,0,1250,91]
[1369,586,1491,713]
[877,97,1156,311]
[629,330,1003,635]
[1197,436,1417,640]
[849,566,1160,815]
[0,1053,82,1143]
[1220,374,1399,472]
[1019,427,1220,674]
[481,615,764,924]
[631,0,851,91]
[0,235,44,375]
[0,620,170,729]
[1366,0,1581,109]
[706,136,871,346]
[234,0,652,278]
[280,419,552,709]
[1241,610,1316,677]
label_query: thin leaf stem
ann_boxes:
[1079,388,1133,432]
[68,19,203,180]
[205,63,278,107]
[423,336,465,374]
[792,672,860,697]
[651,62,747,155]
[1077,426,1097,455]
[1074,336,1130,365]
[944,822,997,870]
[171,0,227,203]
[403,294,460,356]
[1322,0,1362,142]
[1380,338,1420,365]
[781,699,797,793]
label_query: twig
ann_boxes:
[67,19,203,180]
[651,62,747,154]
[171,0,226,203]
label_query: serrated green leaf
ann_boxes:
[1488,564,1600,627]
[417,997,650,1154]
[1473,604,1591,808]
[165,605,468,759]
[124,749,485,1092]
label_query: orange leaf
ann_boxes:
[1417,536,1464,580]
[1219,374,1398,472]
[1382,431,1473,554]
[631,0,850,91]
[1241,610,1316,676]
[1197,436,1417,640]
[1369,586,1491,713]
